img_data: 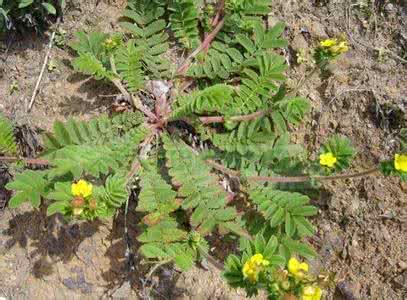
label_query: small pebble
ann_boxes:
[384,3,394,13]
[398,261,407,270]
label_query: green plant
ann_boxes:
[54,28,67,47]
[47,58,58,71]
[0,0,62,33]
[8,80,19,95]
[1,1,405,299]
[223,237,332,299]
[0,113,17,155]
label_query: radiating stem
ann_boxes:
[206,159,379,183]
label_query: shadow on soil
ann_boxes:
[3,206,103,278]
[0,32,47,58]
[57,73,118,116]
[2,192,186,298]
[100,193,186,299]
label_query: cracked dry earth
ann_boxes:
[1,0,407,299]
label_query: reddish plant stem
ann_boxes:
[0,131,158,180]
[212,0,225,26]
[177,18,225,75]
[202,0,224,42]
[311,167,379,181]
[1,154,379,184]
[206,159,379,183]
[0,156,49,165]
[205,0,225,54]
[247,168,378,183]
[131,95,158,122]
[206,159,240,177]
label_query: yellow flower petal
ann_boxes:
[242,253,270,282]
[320,39,337,47]
[299,262,309,272]
[288,257,309,279]
[313,287,322,300]
[71,179,93,198]
[337,41,349,53]
[303,286,316,296]
[71,183,80,197]
[288,257,300,274]
[302,286,323,300]
[320,152,337,168]
[395,154,407,172]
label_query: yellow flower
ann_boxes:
[288,257,309,279]
[242,253,270,282]
[320,38,349,56]
[320,38,337,48]
[331,41,349,54]
[301,285,322,300]
[103,38,118,50]
[71,180,93,198]
[319,152,337,168]
[394,154,407,172]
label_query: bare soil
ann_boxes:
[1,0,406,299]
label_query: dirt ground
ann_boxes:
[1,0,406,299]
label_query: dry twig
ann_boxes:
[28,17,61,112]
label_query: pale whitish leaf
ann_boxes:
[42,2,56,15]
[0,8,8,21]
[18,0,34,8]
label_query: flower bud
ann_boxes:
[73,208,83,216]
[71,196,85,208]
[281,280,291,291]
[88,198,97,210]
[270,282,280,292]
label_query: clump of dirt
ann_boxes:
[1,0,406,299]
